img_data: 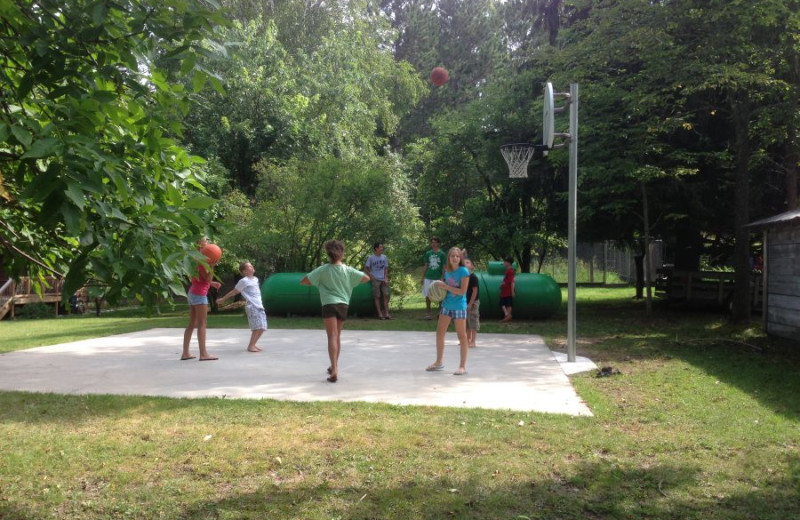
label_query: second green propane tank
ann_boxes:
[261,272,374,317]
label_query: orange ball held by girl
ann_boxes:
[201,243,222,264]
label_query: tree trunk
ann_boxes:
[521,244,532,273]
[537,249,547,274]
[731,96,753,323]
[641,182,653,315]
[786,32,799,210]
[634,251,644,300]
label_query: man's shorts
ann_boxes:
[500,296,514,307]
[187,291,208,306]
[440,307,467,320]
[371,279,389,299]
[245,305,268,331]
[422,279,437,298]
[467,299,480,331]
[322,303,349,320]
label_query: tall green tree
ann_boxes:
[661,0,799,321]
[219,155,422,273]
[184,3,424,194]
[0,0,227,306]
[381,0,508,144]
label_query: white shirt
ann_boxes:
[235,276,263,309]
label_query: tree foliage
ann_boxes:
[218,155,422,273]
[0,0,227,305]
[184,2,425,195]
[5,0,799,318]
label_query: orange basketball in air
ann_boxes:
[430,66,449,86]
[200,243,222,264]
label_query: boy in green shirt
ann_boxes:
[420,236,447,319]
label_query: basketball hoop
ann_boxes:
[501,143,535,179]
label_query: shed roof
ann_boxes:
[746,209,800,230]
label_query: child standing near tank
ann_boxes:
[464,259,480,347]
[500,256,516,322]
[217,262,267,353]
[301,240,370,383]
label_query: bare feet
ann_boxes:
[453,367,468,376]
[247,346,262,352]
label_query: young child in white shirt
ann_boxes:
[217,262,267,353]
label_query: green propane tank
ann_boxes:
[486,260,516,276]
[476,265,561,319]
[261,272,374,317]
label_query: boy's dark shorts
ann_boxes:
[322,303,349,320]
[500,297,513,307]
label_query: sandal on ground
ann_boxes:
[453,368,468,376]
[425,364,445,372]
[327,375,338,383]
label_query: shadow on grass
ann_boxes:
[171,459,799,520]
[0,391,221,426]
[1,458,797,520]
[666,339,800,422]
[565,297,800,420]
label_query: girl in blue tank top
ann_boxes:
[425,247,470,376]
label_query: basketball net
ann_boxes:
[501,144,534,179]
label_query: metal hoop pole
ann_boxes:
[567,83,578,362]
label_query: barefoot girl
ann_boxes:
[181,237,222,361]
[425,247,470,375]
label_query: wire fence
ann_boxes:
[537,241,663,285]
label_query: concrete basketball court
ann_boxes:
[0,329,596,416]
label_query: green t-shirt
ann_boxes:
[306,263,367,306]
[422,249,447,280]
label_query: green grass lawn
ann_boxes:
[1,287,799,519]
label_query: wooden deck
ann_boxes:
[0,277,64,320]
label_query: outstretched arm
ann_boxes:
[217,287,241,304]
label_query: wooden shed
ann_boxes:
[747,209,800,341]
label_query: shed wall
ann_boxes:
[766,228,800,340]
